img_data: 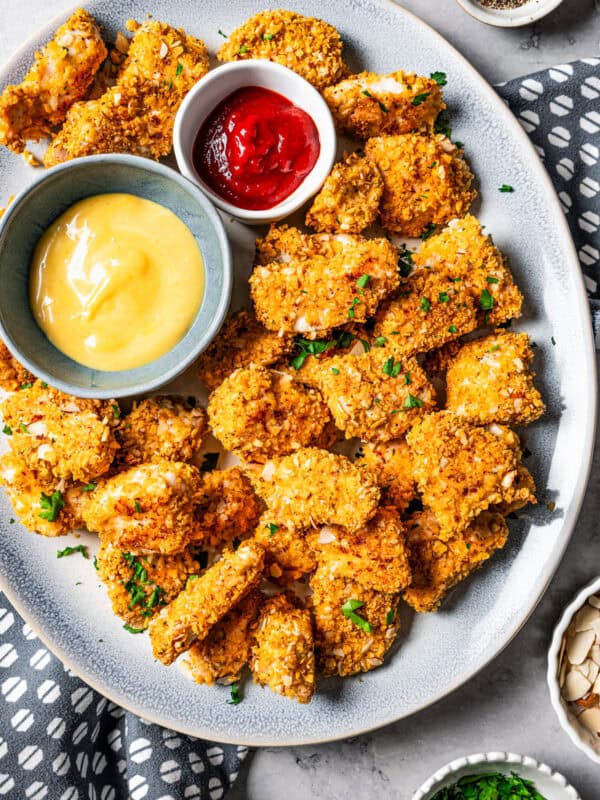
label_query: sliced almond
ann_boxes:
[568,630,596,665]
[579,707,600,735]
[589,595,600,610]
[592,644,600,665]
[563,669,592,701]
[591,619,600,639]
[578,661,591,679]
[575,604,600,631]
[589,660,600,684]
[594,673,600,695]
[559,658,568,688]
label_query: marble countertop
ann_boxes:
[1,1,599,797]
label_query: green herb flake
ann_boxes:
[57,543,88,559]
[454,141,464,149]
[420,296,431,312]
[266,523,279,538]
[123,624,145,634]
[290,331,355,370]
[2,424,12,436]
[331,367,340,375]
[111,403,120,419]
[382,357,402,378]
[227,682,243,705]
[430,770,548,800]
[134,500,142,514]
[488,344,500,353]
[341,598,373,633]
[201,452,220,472]
[480,288,495,312]
[262,32,274,40]
[218,29,228,38]
[386,609,396,625]
[186,574,199,588]
[448,324,458,334]
[438,291,450,303]
[551,336,556,346]
[40,491,64,522]
[403,393,424,409]
[373,336,387,347]
[434,114,452,138]
[176,61,183,76]
[9,518,15,525]
[20,382,33,390]
[93,555,99,570]
[404,372,411,385]
[429,161,438,169]
[347,296,361,319]
[239,44,248,54]
[80,482,97,492]
[19,422,29,434]
[499,184,514,193]
[486,276,499,284]
[430,71,447,86]
[412,92,430,106]
[421,222,437,240]
[356,273,371,289]
[146,586,164,609]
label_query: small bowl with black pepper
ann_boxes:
[455,0,564,28]
[412,752,580,800]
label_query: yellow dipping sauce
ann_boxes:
[29,193,205,372]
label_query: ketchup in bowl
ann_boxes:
[193,86,320,211]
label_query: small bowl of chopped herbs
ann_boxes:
[455,0,565,28]
[412,752,580,800]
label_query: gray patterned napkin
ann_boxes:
[0,58,598,800]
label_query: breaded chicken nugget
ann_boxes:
[255,514,317,582]
[365,133,476,237]
[250,447,380,532]
[403,510,508,612]
[44,20,209,166]
[82,459,202,554]
[250,594,315,703]
[305,153,383,233]
[117,396,208,466]
[317,350,435,442]
[357,438,416,512]
[310,563,400,676]
[0,342,34,393]
[149,540,265,665]
[324,70,444,139]
[307,507,411,594]
[407,411,534,537]
[0,9,107,153]
[182,590,263,685]
[197,309,293,393]
[1,381,119,487]
[193,467,264,550]
[250,226,399,336]
[217,10,347,91]
[96,539,200,629]
[208,367,334,462]
[445,331,545,426]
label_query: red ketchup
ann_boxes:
[193,86,320,211]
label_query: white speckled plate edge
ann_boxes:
[0,0,595,746]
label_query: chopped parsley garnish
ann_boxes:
[431,771,547,800]
[382,357,402,378]
[499,184,514,193]
[19,422,29,433]
[146,586,164,609]
[93,555,99,570]
[134,500,142,514]
[41,382,48,389]
[239,44,248,54]
[480,288,495,312]
[438,291,450,303]
[290,330,355,370]
[262,33,274,40]
[9,518,14,525]
[373,336,387,347]
[2,424,12,436]
[176,61,183,76]
[421,222,437,240]
[81,482,97,492]
[40,491,64,522]
[218,29,228,38]
[266,523,279,538]
[361,89,389,113]
[123,624,145,634]
[341,599,372,633]
[201,452,220,471]
[398,248,414,278]
[403,394,424,409]
[356,273,371,290]
[227,682,243,705]
[20,382,33,390]
[412,92,430,106]
[404,372,411,385]
[430,71,447,86]
[448,324,458,334]
[331,367,340,375]
[111,403,120,419]
[486,276,499,284]
[488,344,500,352]
[57,544,88,559]
[348,297,361,319]
[429,161,438,169]
[434,113,452,138]
[386,609,396,625]
[186,574,199,588]
[551,336,556,346]
[454,141,464,149]
[420,296,431,312]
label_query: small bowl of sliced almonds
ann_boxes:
[548,576,600,764]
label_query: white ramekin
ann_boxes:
[412,752,580,800]
[455,0,565,28]
[548,576,600,765]
[173,60,336,225]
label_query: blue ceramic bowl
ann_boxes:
[0,155,232,398]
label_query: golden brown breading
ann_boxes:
[149,540,265,665]
[197,309,293,393]
[44,20,209,166]
[249,447,380,533]
[422,340,464,382]
[307,507,411,594]
[365,133,476,237]
[491,465,537,515]
[403,510,508,612]
[217,10,347,91]
[254,514,317,583]
[250,226,399,336]
[0,342,33,393]
[182,590,263,685]
[82,459,202,554]
[1,381,119,487]
[407,411,534,537]
[323,70,444,139]
[117,396,208,466]
[207,367,334,462]
[310,563,400,677]
[96,539,200,629]
[305,153,383,234]
[250,594,315,703]
[445,331,545,426]
[317,350,435,442]
[357,438,416,512]
[0,9,107,153]
[193,467,264,550]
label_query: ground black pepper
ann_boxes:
[478,0,528,8]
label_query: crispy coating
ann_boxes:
[250,447,380,533]
[422,340,464,382]
[358,438,416,512]
[307,507,411,594]
[323,70,444,139]
[82,459,202,555]
[208,367,334,462]
[282,326,366,388]
[310,563,400,676]
[250,226,399,336]
[117,396,208,466]
[445,331,545,426]
[1,381,119,487]
[182,591,263,685]
[149,540,265,665]
[217,10,347,91]
[255,514,317,583]
[96,539,200,629]
[44,20,209,166]
[193,467,264,550]
[250,594,315,703]
[0,342,33,393]
[197,309,293,393]
[491,465,537,515]
[317,350,435,442]
[403,510,508,612]
[0,9,107,153]
[305,153,383,234]
[365,133,476,237]
[407,411,534,537]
